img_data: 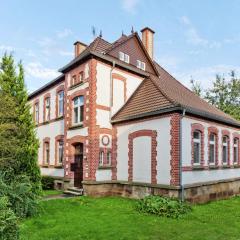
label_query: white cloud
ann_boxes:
[25,62,59,80]
[58,50,73,57]
[0,44,15,52]
[122,0,139,13]
[57,28,73,38]
[180,16,221,49]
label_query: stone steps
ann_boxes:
[64,187,84,196]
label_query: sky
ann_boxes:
[0,0,240,93]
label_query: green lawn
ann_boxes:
[20,196,240,240]
[41,190,63,197]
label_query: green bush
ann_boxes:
[0,173,39,218]
[136,195,192,218]
[41,176,55,190]
[0,197,19,240]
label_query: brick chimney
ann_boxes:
[74,41,87,58]
[140,27,155,60]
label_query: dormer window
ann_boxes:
[79,71,84,82]
[137,60,146,71]
[119,52,129,63]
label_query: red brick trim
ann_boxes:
[55,85,65,118]
[99,128,113,135]
[208,126,219,166]
[233,132,240,165]
[112,127,118,180]
[33,99,39,124]
[128,130,157,184]
[69,89,87,128]
[43,93,51,122]
[96,104,111,111]
[170,114,180,186]
[43,137,50,166]
[55,135,64,166]
[221,129,230,166]
[191,123,205,167]
[112,73,127,103]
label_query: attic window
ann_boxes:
[119,52,129,63]
[137,60,146,71]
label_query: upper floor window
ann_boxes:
[44,141,50,165]
[137,60,146,71]
[73,96,84,124]
[34,102,39,123]
[119,52,129,63]
[193,130,201,165]
[209,133,216,165]
[58,91,64,117]
[79,71,84,82]
[72,75,77,85]
[234,138,239,164]
[58,140,64,164]
[45,97,50,121]
[222,136,229,165]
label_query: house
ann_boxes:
[28,27,240,203]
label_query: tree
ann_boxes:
[190,71,240,121]
[190,77,203,97]
[0,54,41,194]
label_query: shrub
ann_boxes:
[41,176,55,190]
[0,197,19,240]
[0,173,39,218]
[136,195,191,218]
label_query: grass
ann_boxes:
[41,190,63,197]
[20,196,240,240]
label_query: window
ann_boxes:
[58,140,64,164]
[234,138,239,164]
[137,60,146,71]
[45,97,50,121]
[73,96,84,124]
[99,150,104,166]
[72,75,77,85]
[34,102,39,123]
[45,142,50,164]
[209,133,216,165]
[106,151,111,165]
[193,131,201,165]
[79,71,84,82]
[58,91,64,117]
[119,52,129,63]
[222,136,229,164]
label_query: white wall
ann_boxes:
[182,117,240,184]
[96,169,112,181]
[116,117,171,185]
[41,168,64,178]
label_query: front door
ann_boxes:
[74,143,83,188]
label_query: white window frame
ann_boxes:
[58,91,64,117]
[106,150,111,166]
[45,97,50,121]
[222,136,229,165]
[58,140,64,164]
[193,130,201,165]
[209,133,216,165]
[73,96,84,125]
[99,150,104,166]
[137,60,146,70]
[119,52,130,63]
[35,102,39,123]
[119,52,124,61]
[124,54,129,63]
[45,142,50,164]
[234,138,239,164]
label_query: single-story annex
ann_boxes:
[28,27,240,202]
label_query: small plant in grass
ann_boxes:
[136,195,192,218]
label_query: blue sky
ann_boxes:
[0,0,240,92]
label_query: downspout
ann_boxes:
[180,108,186,201]
[109,61,115,120]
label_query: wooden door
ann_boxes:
[74,143,83,188]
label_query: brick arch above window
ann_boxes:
[191,123,205,167]
[128,129,157,184]
[208,126,219,166]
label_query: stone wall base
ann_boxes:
[82,178,240,203]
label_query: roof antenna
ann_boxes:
[99,30,102,38]
[91,26,96,38]
[122,30,124,36]
[131,26,134,34]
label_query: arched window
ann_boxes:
[193,130,201,165]
[209,133,216,165]
[234,138,239,164]
[222,136,229,165]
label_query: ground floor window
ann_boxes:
[234,138,239,164]
[222,136,229,165]
[193,130,201,165]
[58,140,64,164]
[209,133,216,165]
[44,141,50,164]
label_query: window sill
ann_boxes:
[222,165,231,169]
[69,81,85,90]
[42,120,50,125]
[192,165,204,171]
[54,164,63,169]
[69,123,84,130]
[41,164,49,168]
[55,116,64,121]
[209,165,218,170]
[98,165,112,170]
[233,164,240,168]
